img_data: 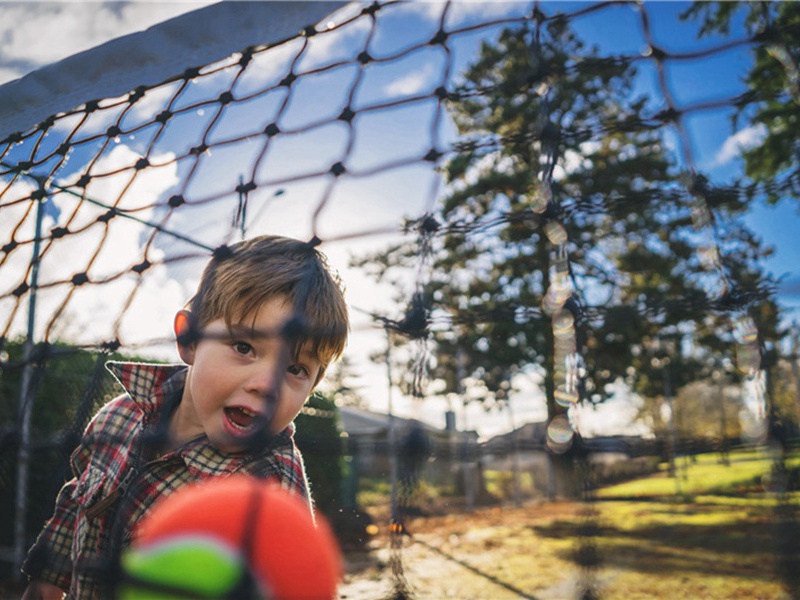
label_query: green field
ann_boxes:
[598,447,800,499]
[342,447,800,599]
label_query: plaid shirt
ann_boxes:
[22,361,311,599]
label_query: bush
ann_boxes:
[293,392,346,514]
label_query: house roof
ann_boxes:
[339,406,475,440]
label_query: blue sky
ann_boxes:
[0,1,797,438]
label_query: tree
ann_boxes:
[357,17,702,496]
[682,2,800,203]
[358,12,776,497]
[321,355,367,409]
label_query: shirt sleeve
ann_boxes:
[20,477,78,590]
[21,413,98,589]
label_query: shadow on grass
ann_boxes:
[411,536,540,600]
[528,498,800,591]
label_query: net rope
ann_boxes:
[0,1,797,597]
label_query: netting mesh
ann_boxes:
[1,0,798,598]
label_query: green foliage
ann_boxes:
[0,338,154,580]
[293,392,346,515]
[683,2,800,204]
[356,15,773,423]
[0,340,131,437]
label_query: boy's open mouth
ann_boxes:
[224,406,259,430]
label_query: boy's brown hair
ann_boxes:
[187,235,348,382]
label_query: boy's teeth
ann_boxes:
[226,406,258,428]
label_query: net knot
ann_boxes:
[84,100,99,114]
[183,67,201,80]
[106,126,121,138]
[2,240,18,254]
[12,282,29,297]
[213,244,234,261]
[235,180,257,195]
[424,148,443,162]
[77,174,92,188]
[420,215,440,234]
[102,338,121,352]
[155,110,173,123]
[280,73,297,87]
[434,86,450,100]
[330,162,346,177]
[282,315,308,340]
[530,6,547,22]
[394,292,431,340]
[338,107,356,123]
[264,123,281,137]
[361,2,380,16]
[50,226,69,239]
[97,208,117,223]
[218,91,234,105]
[430,29,448,46]
[654,107,680,123]
[71,273,90,286]
[238,49,254,67]
[129,86,147,103]
[131,260,151,274]
[168,194,185,208]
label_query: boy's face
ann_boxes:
[174,295,320,453]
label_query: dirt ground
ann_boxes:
[338,500,592,600]
[337,497,794,600]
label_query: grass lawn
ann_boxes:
[341,447,800,599]
[597,447,800,499]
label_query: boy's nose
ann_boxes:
[243,363,280,399]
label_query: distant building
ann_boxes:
[338,406,481,497]
[481,422,658,497]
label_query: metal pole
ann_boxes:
[456,347,474,511]
[663,362,682,496]
[385,328,398,523]
[507,399,523,505]
[790,324,800,426]
[14,194,45,574]
[717,371,729,465]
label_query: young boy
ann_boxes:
[22,235,349,599]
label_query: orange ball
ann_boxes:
[130,476,342,599]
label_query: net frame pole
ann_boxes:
[13,193,45,575]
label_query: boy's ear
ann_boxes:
[174,310,196,364]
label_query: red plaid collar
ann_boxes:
[104,361,296,473]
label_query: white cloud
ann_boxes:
[713,124,768,167]
[0,2,215,86]
[0,143,186,353]
[383,62,438,97]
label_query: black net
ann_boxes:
[1,1,798,598]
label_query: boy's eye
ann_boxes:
[287,364,308,378]
[232,341,253,355]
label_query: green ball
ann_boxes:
[119,535,246,599]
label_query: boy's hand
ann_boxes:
[21,580,64,600]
